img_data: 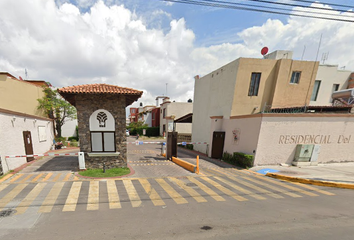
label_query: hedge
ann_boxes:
[129,127,160,137]
[222,152,254,168]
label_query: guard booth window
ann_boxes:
[91,132,115,152]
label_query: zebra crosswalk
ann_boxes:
[0,169,335,215]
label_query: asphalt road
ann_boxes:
[0,139,354,240]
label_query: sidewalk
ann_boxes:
[250,162,354,189]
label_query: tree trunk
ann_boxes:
[56,120,62,138]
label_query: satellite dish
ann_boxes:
[261,47,269,56]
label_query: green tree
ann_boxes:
[37,86,77,137]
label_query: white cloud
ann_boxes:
[0,1,353,109]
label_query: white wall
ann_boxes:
[61,119,77,138]
[160,102,193,135]
[0,112,54,174]
[213,113,354,166]
[255,114,354,165]
[192,59,239,154]
[208,117,261,157]
[310,65,351,106]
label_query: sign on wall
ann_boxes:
[89,109,115,131]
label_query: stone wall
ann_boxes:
[75,94,127,169]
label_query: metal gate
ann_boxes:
[211,131,225,159]
[23,131,34,162]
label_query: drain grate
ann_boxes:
[0,209,16,218]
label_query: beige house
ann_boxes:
[0,72,54,174]
[192,50,319,155]
[160,97,193,136]
[0,72,47,117]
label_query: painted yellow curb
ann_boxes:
[172,157,196,173]
[266,173,354,190]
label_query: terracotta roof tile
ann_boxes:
[58,83,143,107]
[58,83,143,95]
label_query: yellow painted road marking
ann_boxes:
[212,168,284,199]
[9,174,24,183]
[107,180,121,209]
[19,174,34,183]
[187,177,225,201]
[42,173,53,182]
[31,173,44,183]
[39,182,65,213]
[0,184,27,211]
[0,184,9,193]
[214,176,266,200]
[241,176,301,198]
[155,178,188,204]
[252,174,318,197]
[123,180,142,208]
[63,182,82,212]
[87,181,99,210]
[169,177,207,203]
[0,174,13,183]
[201,177,248,201]
[138,179,165,206]
[63,173,72,182]
[292,182,333,196]
[15,183,46,215]
[52,173,62,182]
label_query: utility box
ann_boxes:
[310,145,321,166]
[293,144,314,166]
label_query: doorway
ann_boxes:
[211,131,225,159]
[23,131,34,162]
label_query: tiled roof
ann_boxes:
[58,83,143,107]
[58,83,143,95]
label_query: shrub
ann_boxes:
[222,151,254,168]
[55,137,66,142]
[68,136,78,142]
[145,127,160,137]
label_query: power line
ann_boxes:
[163,0,354,23]
[291,0,354,9]
[245,0,354,14]
[205,0,354,18]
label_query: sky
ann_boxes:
[1,0,354,109]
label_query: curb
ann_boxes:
[75,163,135,180]
[266,172,354,190]
[172,157,196,173]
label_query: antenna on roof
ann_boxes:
[25,69,28,79]
[321,52,329,64]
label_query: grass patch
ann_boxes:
[79,168,130,178]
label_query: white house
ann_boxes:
[310,65,352,106]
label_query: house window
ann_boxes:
[311,80,321,101]
[163,124,166,133]
[331,84,340,103]
[163,108,166,118]
[131,109,135,113]
[152,112,155,120]
[248,73,261,96]
[91,132,115,152]
[290,71,301,84]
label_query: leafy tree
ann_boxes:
[37,87,77,137]
[128,120,148,129]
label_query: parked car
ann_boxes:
[126,129,130,136]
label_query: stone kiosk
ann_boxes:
[58,83,142,169]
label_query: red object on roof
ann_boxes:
[58,83,143,107]
[261,47,269,56]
